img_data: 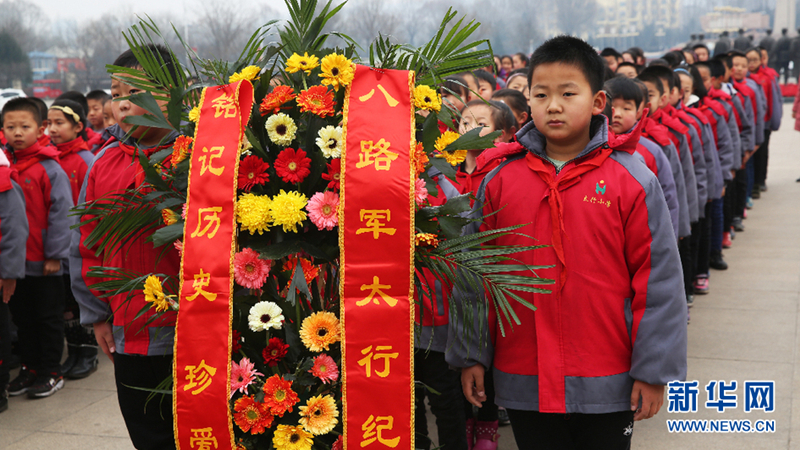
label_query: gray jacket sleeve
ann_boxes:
[722,103,742,173]
[714,111,735,180]
[686,125,708,211]
[0,180,28,279]
[41,160,73,264]
[768,79,783,131]
[702,122,723,199]
[660,141,690,238]
[733,95,754,160]
[649,142,679,240]
[748,79,767,145]
[676,134,699,223]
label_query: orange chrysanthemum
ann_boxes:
[413,142,429,176]
[262,374,300,417]
[296,86,335,117]
[260,85,296,116]
[161,208,179,226]
[233,395,274,434]
[415,232,440,248]
[282,257,319,290]
[172,135,193,164]
[299,311,341,352]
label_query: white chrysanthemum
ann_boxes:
[315,126,343,159]
[248,301,285,332]
[265,113,297,146]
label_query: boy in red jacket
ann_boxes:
[70,45,181,450]
[450,36,687,449]
[2,98,73,399]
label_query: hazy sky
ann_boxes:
[31,0,291,22]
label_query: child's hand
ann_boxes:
[461,364,487,407]
[631,380,665,421]
[93,321,116,363]
[1,278,16,303]
[43,259,61,276]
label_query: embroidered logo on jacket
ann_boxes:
[596,180,607,195]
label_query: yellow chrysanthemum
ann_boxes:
[415,232,440,248]
[299,395,339,435]
[266,113,298,147]
[237,193,272,235]
[272,425,313,450]
[413,85,442,112]
[319,53,355,91]
[161,208,179,226]
[433,131,466,165]
[285,52,320,75]
[434,131,460,152]
[230,65,262,83]
[300,311,341,352]
[437,150,467,166]
[188,107,201,122]
[270,190,308,233]
[143,275,169,313]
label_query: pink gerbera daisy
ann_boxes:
[309,354,339,384]
[234,248,271,290]
[415,178,428,205]
[306,191,339,231]
[231,357,263,398]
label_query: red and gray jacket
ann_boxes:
[0,152,28,280]
[446,117,687,414]
[683,104,724,200]
[651,108,699,223]
[56,138,94,205]
[4,141,73,277]
[70,124,180,356]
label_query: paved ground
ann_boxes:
[1,105,799,449]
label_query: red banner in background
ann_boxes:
[174,81,254,450]
[340,66,415,449]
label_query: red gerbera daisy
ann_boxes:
[233,395,274,434]
[262,374,299,417]
[171,135,193,164]
[274,148,311,184]
[238,155,270,192]
[259,85,296,116]
[321,158,341,191]
[296,85,335,117]
[263,337,289,367]
[282,257,320,291]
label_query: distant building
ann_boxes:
[27,52,88,98]
[596,0,681,40]
[700,7,770,33]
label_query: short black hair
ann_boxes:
[641,65,676,91]
[50,99,88,140]
[27,97,48,124]
[471,69,497,91]
[662,50,685,68]
[2,97,42,126]
[745,47,762,59]
[700,59,726,78]
[616,61,639,74]
[528,35,605,94]
[632,78,650,104]
[500,55,512,63]
[728,50,747,59]
[604,76,644,108]
[647,58,670,67]
[514,52,529,66]
[692,44,710,53]
[637,71,664,96]
[714,54,733,70]
[56,91,89,119]
[86,90,110,103]
[440,75,469,99]
[492,88,530,123]
[112,44,181,83]
[600,47,623,59]
[464,99,516,133]
[688,65,707,99]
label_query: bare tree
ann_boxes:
[0,0,49,52]
[193,0,277,59]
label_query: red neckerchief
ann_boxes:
[669,103,702,137]
[0,130,6,146]
[649,109,682,151]
[640,115,674,148]
[525,144,613,291]
[56,137,90,159]
[682,102,709,126]
[114,138,174,188]
[607,109,646,155]
[9,140,60,173]
[732,78,757,117]
[749,68,773,122]
[709,88,741,129]
[696,101,719,142]
[0,166,18,192]
[702,95,729,121]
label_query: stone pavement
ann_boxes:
[1,105,799,449]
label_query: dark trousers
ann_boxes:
[414,350,468,450]
[723,179,734,231]
[710,198,725,254]
[114,353,176,450]
[463,367,498,422]
[754,130,771,187]
[696,203,713,276]
[733,168,748,218]
[746,157,755,199]
[0,301,10,388]
[8,275,65,375]
[678,232,695,299]
[506,409,634,450]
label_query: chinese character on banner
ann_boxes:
[186,269,218,302]
[744,381,775,412]
[358,84,399,107]
[358,276,398,307]
[361,415,400,448]
[191,207,222,239]
[705,380,738,412]
[211,94,237,118]
[356,139,398,171]
[184,360,217,395]
[189,428,219,450]
[198,146,226,176]
[667,380,699,413]
[356,210,396,239]
[358,345,399,378]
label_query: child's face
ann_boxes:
[464,76,480,102]
[103,100,116,128]
[610,98,638,135]
[746,51,761,73]
[507,76,529,100]
[512,55,526,69]
[47,109,83,145]
[603,56,620,72]
[731,56,748,81]
[529,62,605,147]
[616,66,638,79]
[669,86,683,106]
[86,99,104,129]
[501,57,513,73]
[683,51,695,65]
[111,73,168,144]
[477,80,494,101]
[442,92,465,112]
[696,66,714,91]
[643,81,663,112]
[679,73,694,104]
[2,111,43,150]
[760,49,769,66]
[622,53,635,63]
[459,104,496,137]
[695,47,709,61]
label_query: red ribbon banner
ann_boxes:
[174,80,254,450]
[340,66,415,449]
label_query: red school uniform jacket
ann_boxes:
[56,138,94,204]
[447,116,687,414]
[0,153,28,280]
[70,124,180,356]
[4,141,73,277]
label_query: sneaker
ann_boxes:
[710,253,728,271]
[732,217,745,232]
[751,189,761,199]
[746,198,753,210]
[686,294,694,308]
[498,407,511,426]
[8,366,36,396]
[722,232,732,249]
[694,276,709,295]
[27,375,64,399]
[760,183,767,192]
[743,209,748,219]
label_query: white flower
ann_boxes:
[315,125,343,159]
[248,301,284,332]
[265,113,297,146]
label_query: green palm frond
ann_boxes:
[280,0,355,58]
